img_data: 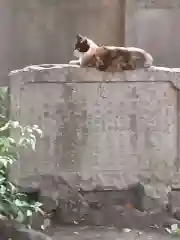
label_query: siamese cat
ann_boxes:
[69,34,153,72]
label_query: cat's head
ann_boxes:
[73,34,98,59]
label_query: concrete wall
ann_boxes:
[125,0,180,68]
[0,0,125,86]
[9,65,180,202]
[1,0,180,86]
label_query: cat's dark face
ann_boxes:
[73,34,90,58]
[75,34,90,52]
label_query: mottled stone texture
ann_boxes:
[0,219,51,240]
[8,65,180,211]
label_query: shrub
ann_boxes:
[0,88,44,228]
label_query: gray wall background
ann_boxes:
[0,0,125,86]
[1,0,180,86]
[125,0,180,67]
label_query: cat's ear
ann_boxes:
[76,34,83,41]
[81,38,88,44]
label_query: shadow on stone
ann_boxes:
[0,219,51,240]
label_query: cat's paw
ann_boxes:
[68,60,74,65]
[69,60,80,65]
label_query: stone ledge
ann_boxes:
[136,0,180,9]
[9,64,180,90]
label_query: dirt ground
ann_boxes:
[46,226,178,240]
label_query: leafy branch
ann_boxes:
[0,119,44,228]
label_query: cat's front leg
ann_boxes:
[69,59,81,65]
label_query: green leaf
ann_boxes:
[0,156,15,167]
[0,177,5,184]
[0,213,7,220]
[0,200,12,217]
[0,185,6,195]
[35,207,44,215]
[0,157,8,167]
[0,170,5,174]
[0,117,43,225]
[0,122,10,132]
[16,193,27,198]
[7,182,16,193]
[18,137,31,148]
[27,210,32,217]
[30,138,36,151]
[14,199,29,207]
[8,137,16,144]
[33,201,43,208]
[31,203,44,215]
[26,127,33,133]
[16,210,25,223]
[9,121,20,129]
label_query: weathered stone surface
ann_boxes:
[18,174,89,225]
[48,226,179,240]
[9,65,180,207]
[136,0,180,9]
[0,219,51,240]
[19,175,160,226]
[13,228,51,240]
[174,210,180,221]
[168,190,180,218]
[82,183,145,211]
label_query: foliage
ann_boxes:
[165,224,180,237]
[0,87,44,227]
[0,87,9,135]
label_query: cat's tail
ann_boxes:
[119,47,153,67]
[143,51,153,67]
[131,48,153,67]
[106,46,153,68]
